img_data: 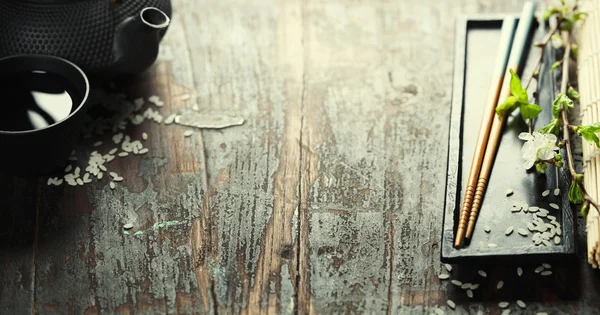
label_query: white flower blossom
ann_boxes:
[519,132,559,169]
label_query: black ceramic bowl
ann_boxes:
[0,55,90,176]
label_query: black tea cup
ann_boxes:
[0,55,90,176]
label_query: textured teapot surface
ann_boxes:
[0,0,172,76]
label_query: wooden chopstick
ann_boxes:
[464,2,537,240]
[453,17,517,248]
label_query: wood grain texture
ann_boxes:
[2,0,600,314]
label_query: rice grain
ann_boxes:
[478,270,487,277]
[534,266,544,273]
[496,280,504,289]
[528,206,539,212]
[505,226,514,235]
[516,300,526,308]
[549,203,560,210]
[498,301,509,308]
[438,274,450,280]
[446,300,456,309]
[542,190,550,196]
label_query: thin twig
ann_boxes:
[558,30,600,212]
[525,23,559,89]
[525,23,560,135]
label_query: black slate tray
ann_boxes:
[441,15,577,264]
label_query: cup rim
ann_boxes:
[0,54,90,135]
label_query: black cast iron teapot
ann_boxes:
[0,0,172,77]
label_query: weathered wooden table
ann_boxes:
[2,0,600,314]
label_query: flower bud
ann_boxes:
[536,163,548,173]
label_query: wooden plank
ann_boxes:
[28,6,209,314]
[297,0,534,314]
[0,177,36,314]
[2,1,600,314]
[180,0,304,313]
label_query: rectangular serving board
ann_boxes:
[441,14,577,264]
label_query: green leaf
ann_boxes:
[561,19,573,31]
[574,12,588,21]
[550,61,562,73]
[508,69,528,103]
[576,122,600,147]
[552,94,574,118]
[569,180,585,204]
[570,43,578,61]
[496,95,519,116]
[538,119,560,136]
[581,203,590,217]
[520,103,542,120]
[567,86,580,99]
[543,7,559,20]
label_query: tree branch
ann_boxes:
[558,30,600,213]
[525,23,559,90]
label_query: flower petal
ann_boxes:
[519,132,534,141]
[538,148,556,161]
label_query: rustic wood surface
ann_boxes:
[2,0,600,314]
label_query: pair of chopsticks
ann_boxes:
[454,2,537,248]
